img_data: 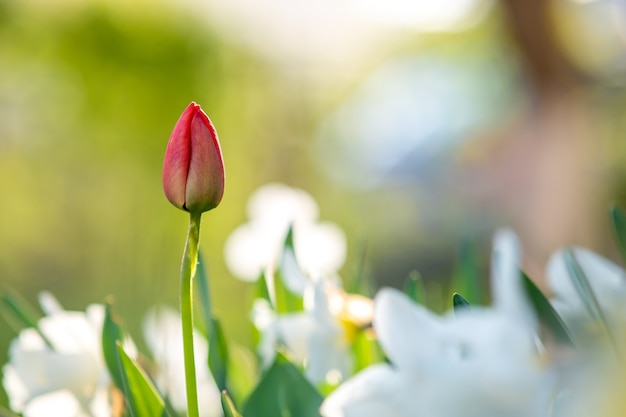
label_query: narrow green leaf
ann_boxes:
[404,271,425,304]
[563,250,617,349]
[196,253,232,396]
[209,318,230,393]
[226,343,259,406]
[101,300,127,391]
[274,226,304,313]
[611,206,626,263]
[243,353,323,417]
[255,271,272,305]
[452,293,470,313]
[273,266,304,313]
[521,272,572,345]
[352,329,383,372]
[221,391,243,417]
[117,342,170,417]
[451,239,483,304]
[0,290,53,349]
[196,253,215,337]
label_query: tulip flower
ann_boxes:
[162,102,225,417]
[163,102,225,214]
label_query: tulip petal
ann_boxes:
[163,102,195,209]
[185,106,224,212]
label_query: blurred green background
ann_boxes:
[3,0,626,408]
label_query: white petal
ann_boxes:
[2,363,29,411]
[296,221,347,278]
[250,299,276,331]
[38,312,100,355]
[7,334,100,406]
[247,183,319,225]
[306,325,351,384]
[548,247,626,305]
[224,223,279,281]
[273,313,317,363]
[89,388,113,417]
[22,390,86,417]
[373,288,441,372]
[280,247,309,295]
[320,364,407,417]
[38,292,64,316]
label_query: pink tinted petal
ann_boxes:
[184,106,224,212]
[162,102,195,209]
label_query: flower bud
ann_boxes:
[162,102,225,213]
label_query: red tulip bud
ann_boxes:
[163,102,225,213]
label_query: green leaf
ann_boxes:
[452,293,470,313]
[255,270,272,305]
[221,391,243,417]
[195,254,230,392]
[451,239,483,304]
[0,290,53,349]
[252,227,304,315]
[101,300,127,391]
[275,226,305,313]
[242,353,323,417]
[521,272,573,345]
[225,343,258,405]
[563,250,617,347]
[404,271,425,304]
[611,206,626,263]
[352,328,383,373]
[208,318,230,393]
[196,253,214,336]
[117,342,170,417]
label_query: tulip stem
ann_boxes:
[180,211,202,417]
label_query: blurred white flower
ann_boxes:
[253,281,368,385]
[547,247,626,347]
[321,230,551,417]
[2,292,123,417]
[224,183,346,292]
[142,306,223,417]
[544,247,626,417]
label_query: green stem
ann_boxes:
[180,211,202,417]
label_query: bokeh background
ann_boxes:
[2,0,626,407]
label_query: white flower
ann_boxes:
[142,306,223,417]
[547,246,626,346]
[2,292,120,417]
[252,282,364,385]
[224,183,346,291]
[545,248,626,417]
[321,230,551,417]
